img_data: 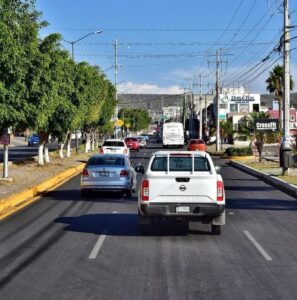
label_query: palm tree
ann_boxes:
[265,64,294,132]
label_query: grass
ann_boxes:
[243,160,280,170]
[276,175,297,186]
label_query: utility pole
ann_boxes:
[196,74,208,139]
[282,0,292,175]
[215,50,221,152]
[114,39,119,137]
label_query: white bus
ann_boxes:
[162,122,184,148]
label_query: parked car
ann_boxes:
[140,133,149,142]
[27,133,39,146]
[99,139,130,156]
[187,139,206,151]
[81,154,136,197]
[136,136,147,148]
[207,136,216,145]
[124,137,140,151]
[135,151,225,234]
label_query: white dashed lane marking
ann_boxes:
[244,230,272,261]
[88,230,107,259]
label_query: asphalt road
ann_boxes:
[1,140,297,299]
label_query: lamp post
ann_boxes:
[64,29,103,153]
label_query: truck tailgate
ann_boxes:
[148,174,218,204]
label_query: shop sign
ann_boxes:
[0,133,10,145]
[230,95,255,104]
[255,119,278,132]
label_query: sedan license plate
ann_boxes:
[176,206,190,213]
[99,171,109,177]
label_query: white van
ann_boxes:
[162,122,184,148]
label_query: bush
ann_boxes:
[225,147,253,156]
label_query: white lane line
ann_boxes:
[88,230,107,259]
[243,230,272,261]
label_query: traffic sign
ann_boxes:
[115,119,124,127]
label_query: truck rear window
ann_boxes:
[151,156,210,172]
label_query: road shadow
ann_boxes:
[226,185,275,192]
[226,197,297,211]
[55,213,212,236]
[45,189,138,203]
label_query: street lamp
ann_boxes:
[64,29,103,154]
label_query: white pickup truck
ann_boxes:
[135,151,225,234]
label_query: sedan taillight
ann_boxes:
[120,170,129,177]
[141,179,149,201]
[82,169,89,177]
[124,149,128,154]
[99,148,104,154]
[217,181,224,202]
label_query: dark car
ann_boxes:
[28,134,39,146]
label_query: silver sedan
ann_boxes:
[81,154,136,197]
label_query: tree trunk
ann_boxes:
[91,133,95,151]
[44,141,50,163]
[38,143,44,165]
[59,143,64,159]
[66,133,71,157]
[85,133,91,153]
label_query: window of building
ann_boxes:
[290,114,295,121]
[230,104,238,112]
[253,104,259,112]
[220,103,227,109]
[239,104,249,113]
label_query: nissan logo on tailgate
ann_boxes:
[179,185,186,192]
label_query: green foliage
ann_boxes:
[220,120,233,142]
[0,0,116,144]
[0,0,42,131]
[225,147,253,156]
[118,108,151,132]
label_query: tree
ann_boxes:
[266,64,294,132]
[220,120,233,143]
[0,0,43,132]
[26,33,71,164]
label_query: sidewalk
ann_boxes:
[206,143,297,198]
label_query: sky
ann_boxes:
[36,0,297,95]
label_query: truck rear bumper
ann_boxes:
[139,203,225,220]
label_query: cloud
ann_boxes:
[117,81,182,94]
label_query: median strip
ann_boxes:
[0,163,85,220]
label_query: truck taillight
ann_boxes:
[217,181,224,202]
[82,169,89,177]
[141,179,149,201]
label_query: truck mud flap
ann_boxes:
[212,211,225,225]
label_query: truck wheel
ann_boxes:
[211,224,221,235]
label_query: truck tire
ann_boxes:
[211,224,221,235]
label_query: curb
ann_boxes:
[229,160,297,199]
[0,163,85,220]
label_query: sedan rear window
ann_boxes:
[88,157,125,166]
[103,141,125,147]
[151,156,210,172]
